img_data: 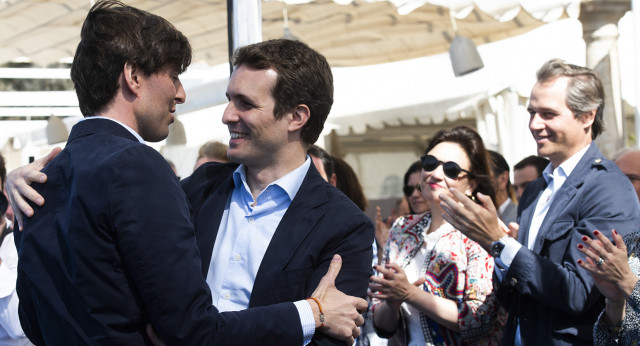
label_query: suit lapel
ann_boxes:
[249,164,328,306]
[529,143,601,254]
[517,178,546,246]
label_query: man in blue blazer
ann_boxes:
[180,39,374,345]
[10,1,366,345]
[439,59,640,344]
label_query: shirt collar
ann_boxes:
[232,156,311,202]
[79,116,145,143]
[542,143,591,184]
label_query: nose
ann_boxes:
[529,112,543,131]
[430,164,446,180]
[222,101,237,125]
[175,79,186,104]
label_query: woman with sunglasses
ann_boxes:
[403,161,430,215]
[375,162,430,265]
[370,126,506,345]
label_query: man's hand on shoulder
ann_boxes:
[309,254,367,345]
[6,147,60,230]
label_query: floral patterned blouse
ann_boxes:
[374,213,506,345]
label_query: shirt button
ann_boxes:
[234,254,241,261]
[224,293,230,299]
[248,217,254,223]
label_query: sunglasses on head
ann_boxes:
[402,184,421,196]
[421,155,471,180]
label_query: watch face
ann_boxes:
[492,241,505,257]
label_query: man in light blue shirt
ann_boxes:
[181,39,375,345]
[439,59,640,344]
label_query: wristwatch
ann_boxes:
[491,236,510,258]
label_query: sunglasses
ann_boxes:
[421,155,471,180]
[403,184,421,196]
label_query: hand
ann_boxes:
[438,188,505,251]
[507,222,519,240]
[6,147,61,230]
[146,324,165,346]
[310,254,367,345]
[368,263,425,308]
[577,229,639,302]
[375,206,389,248]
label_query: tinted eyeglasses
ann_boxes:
[421,155,471,180]
[403,184,421,196]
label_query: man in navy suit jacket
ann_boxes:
[180,39,374,345]
[9,1,366,345]
[439,59,640,345]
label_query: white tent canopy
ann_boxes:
[0,0,579,67]
[0,16,591,181]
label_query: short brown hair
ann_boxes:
[71,0,192,116]
[232,39,333,146]
[536,59,605,139]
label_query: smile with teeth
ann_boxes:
[230,132,248,139]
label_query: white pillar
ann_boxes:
[580,0,629,157]
[230,0,262,54]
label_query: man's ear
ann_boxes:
[581,108,596,131]
[329,173,337,187]
[122,62,142,96]
[288,104,310,132]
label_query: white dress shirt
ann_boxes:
[0,222,31,346]
[206,158,316,344]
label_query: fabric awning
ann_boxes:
[0,0,579,67]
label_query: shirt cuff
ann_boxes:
[294,299,316,345]
[499,237,522,267]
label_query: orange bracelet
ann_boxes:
[307,297,325,328]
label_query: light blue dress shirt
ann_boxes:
[206,157,315,344]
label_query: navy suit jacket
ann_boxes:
[15,119,302,345]
[181,161,375,345]
[499,143,640,345]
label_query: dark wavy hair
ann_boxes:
[425,126,496,206]
[233,39,333,146]
[71,0,192,116]
[332,156,368,212]
[403,160,422,187]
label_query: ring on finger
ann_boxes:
[596,257,605,266]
